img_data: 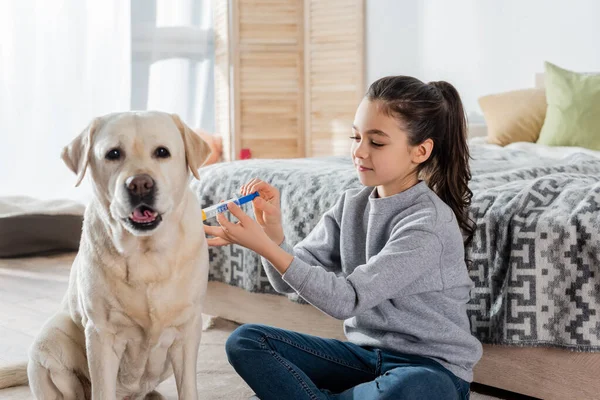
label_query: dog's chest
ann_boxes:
[112,279,200,396]
[111,274,200,333]
[116,325,180,396]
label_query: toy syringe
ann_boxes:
[201,191,259,221]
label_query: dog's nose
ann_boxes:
[126,174,155,197]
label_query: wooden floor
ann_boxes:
[0,252,522,399]
[0,252,73,364]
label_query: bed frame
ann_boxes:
[204,73,600,399]
[205,281,600,400]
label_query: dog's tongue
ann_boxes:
[131,207,156,223]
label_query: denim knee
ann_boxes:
[377,367,459,400]
[225,324,265,364]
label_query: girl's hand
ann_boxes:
[241,178,284,245]
[203,201,271,254]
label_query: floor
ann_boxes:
[0,252,537,399]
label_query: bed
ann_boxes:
[197,75,600,399]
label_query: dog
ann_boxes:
[0,111,212,399]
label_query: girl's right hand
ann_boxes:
[241,178,285,245]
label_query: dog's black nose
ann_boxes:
[126,174,155,198]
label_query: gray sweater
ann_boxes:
[261,181,483,382]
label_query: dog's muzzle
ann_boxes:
[124,174,162,231]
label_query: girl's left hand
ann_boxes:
[203,201,271,254]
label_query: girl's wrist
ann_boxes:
[273,233,285,246]
[267,227,285,245]
[259,240,294,274]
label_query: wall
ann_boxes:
[365,0,600,122]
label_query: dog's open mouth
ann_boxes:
[126,205,162,230]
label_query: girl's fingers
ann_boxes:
[253,197,278,215]
[204,224,225,237]
[241,178,260,196]
[252,200,265,225]
[249,177,260,187]
[241,182,249,195]
[251,183,274,201]
[206,237,232,246]
[204,224,233,246]
[216,211,236,232]
[249,181,266,194]
[226,202,251,224]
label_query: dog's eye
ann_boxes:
[155,147,171,159]
[105,148,122,160]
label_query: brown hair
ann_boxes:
[366,76,475,247]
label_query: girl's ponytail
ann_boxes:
[428,81,475,247]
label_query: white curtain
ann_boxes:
[0,0,131,204]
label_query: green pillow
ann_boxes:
[537,61,600,150]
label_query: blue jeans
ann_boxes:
[226,324,470,400]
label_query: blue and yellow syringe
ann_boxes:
[201,191,259,221]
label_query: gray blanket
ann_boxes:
[192,145,600,349]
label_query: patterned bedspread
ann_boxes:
[191,144,600,349]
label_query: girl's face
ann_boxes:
[351,98,432,198]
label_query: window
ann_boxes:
[131,0,215,132]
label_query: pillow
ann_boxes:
[537,61,600,150]
[478,88,547,146]
[0,197,84,257]
[194,129,223,165]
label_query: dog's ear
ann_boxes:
[61,118,99,187]
[171,114,212,180]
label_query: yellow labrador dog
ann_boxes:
[0,111,211,399]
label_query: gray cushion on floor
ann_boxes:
[0,196,84,257]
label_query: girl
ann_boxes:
[204,76,483,400]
